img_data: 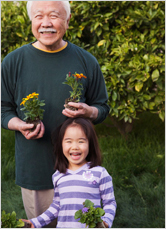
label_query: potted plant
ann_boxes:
[63,72,87,111]
[74,199,106,228]
[1,210,30,228]
[20,92,45,131]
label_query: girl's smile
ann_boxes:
[62,124,89,171]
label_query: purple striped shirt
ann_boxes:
[30,163,116,228]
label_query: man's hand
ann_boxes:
[62,102,98,121]
[8,117,45,140]
[19,122,45,140]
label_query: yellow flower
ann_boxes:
[24,92,39,101]
[20,100,25,105]
[20,92,45,121]
[20,92,39,105]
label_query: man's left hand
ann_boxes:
[62,102,98,121]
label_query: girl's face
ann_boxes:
[62,124,89,171]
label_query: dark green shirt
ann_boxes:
[1,41,110,190]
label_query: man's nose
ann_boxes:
[41,16,52,27]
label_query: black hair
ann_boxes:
[52,118,102,173]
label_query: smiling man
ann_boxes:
[1,1,110,227]
[30,1,70,51]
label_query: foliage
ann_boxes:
[20,92,45,121]
[74,199,105,228]
[1,1,165,135]
[95,112,165,228]
[63,72,87,102]
[66,1,165,135]
[1,210,24,228]
[1,1,35,62]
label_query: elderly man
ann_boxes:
[1,1,110,227]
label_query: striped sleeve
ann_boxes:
[30,172,61,228]
[99,168,117,228]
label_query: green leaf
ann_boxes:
[154,96,163,105]
[74,210,82,219]
[17,219,25,228]
[159,111,165,121]
[149,102,156,110]
[17,15,25,24]
[135,81,143,92]
[96,208,105,216]
[84,199,94,208]
[143,54,148,61]
[110,101,116,108]
[89,222,96,228]
[152,69,159,82]
[112,91,117,101]
[16,32,24,38]
[124,116,128,122]
[143,95,151,100]
[97,40,106,47]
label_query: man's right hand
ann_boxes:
[8,117,45,140]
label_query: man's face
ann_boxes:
[31,1,70,51]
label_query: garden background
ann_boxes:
[1,1,165,228]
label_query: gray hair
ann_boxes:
[26,1,71,21]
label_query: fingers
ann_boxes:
[22,122,45,140]
[62,102,92,119]
[62,107,83,118]
[35,122,45,139]
[26,124,41,140]
[21,219,34,228]
[63,102,85,117]
[66,102,83,110]
[103,221,109,228]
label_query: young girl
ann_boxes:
[25,118,116,228]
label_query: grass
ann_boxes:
[1,112,165,227]
[95,112,165,228]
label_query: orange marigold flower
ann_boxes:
[80,73,87,78]
[73,73,87,79]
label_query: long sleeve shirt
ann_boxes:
[30,163,117,228]
[1,41,110,190]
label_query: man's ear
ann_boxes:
[67,14,71,28]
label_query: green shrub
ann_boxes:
[1,210,24,228]
[67,1,165,136]
[1,1,35,61]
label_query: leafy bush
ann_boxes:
[1,1,34,61]
[1,211,24,228]
[1,1,165,136]
[66,1,165,136]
